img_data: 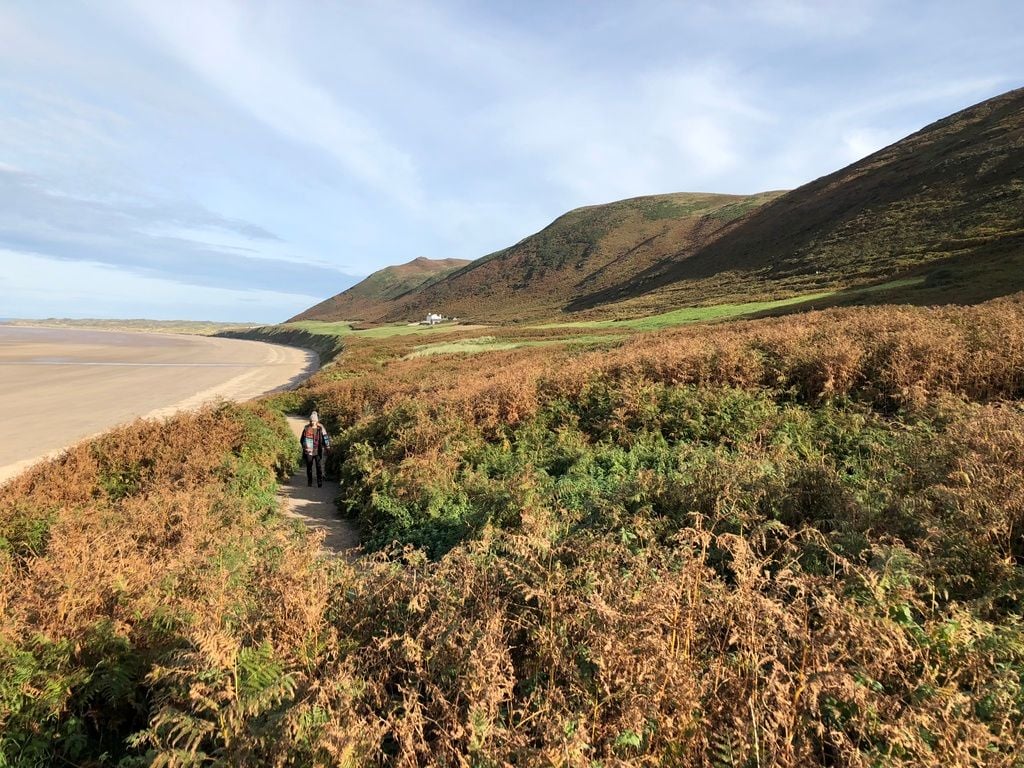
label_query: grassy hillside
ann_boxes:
[376,192,782,323]
[572,86,1024,315]
[291,256,470,322]
[291,87,1024,327]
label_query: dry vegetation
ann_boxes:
[4,294,1024,766]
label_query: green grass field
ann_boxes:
[405,333,627,358]
[538,278,924,332]
[275,279,926,361]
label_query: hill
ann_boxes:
[570,86,1024,315]
[294,87,1024,326]
[289,256,470,322]
[293,193,782,324]
[376,192,784,323]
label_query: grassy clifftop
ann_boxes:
[218,324,345,365]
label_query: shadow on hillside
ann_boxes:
[737,247,1024,323]
[565,241,1024,325]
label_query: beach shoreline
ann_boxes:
[0,326,316,485]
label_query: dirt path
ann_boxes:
[279,416,360,556]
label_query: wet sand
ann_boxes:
[0,326,317,484]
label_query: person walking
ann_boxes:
[300,411,331,487]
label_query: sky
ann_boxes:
[0,1,1021,322]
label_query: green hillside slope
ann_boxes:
[374,192,782,323]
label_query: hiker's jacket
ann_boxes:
[300,423,331,457]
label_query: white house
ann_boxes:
[424,313,443,326]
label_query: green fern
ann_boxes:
[711,729,740,768]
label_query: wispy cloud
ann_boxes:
[0,169,354,294]
[121,0,423,210]
[481,62,773,200]
[1,249,321,322]
[741,0,879,37]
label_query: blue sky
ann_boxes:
[1,1,1021,322]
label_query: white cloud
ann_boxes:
[122,0,424,210]
[0,84,131,174]
[840,127,901,163]
[482,63,771,201]
[742,0,878,37]
[826,76,1012,127]
[757,74,1016,189]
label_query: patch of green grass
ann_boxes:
[542,279,924,332]
[539,292,837,330]
[706,195,780,222]
[633,195,728,221]
[260,279,925,354]
[405,334,626,359]
[614,292,839,330]
[406,337,521,358]
[0,502,58,558]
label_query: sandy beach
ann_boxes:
[0,326,316,484]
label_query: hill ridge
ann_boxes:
[567,86,1024,314]
[379,191,784,323]
[295,86,1024,324]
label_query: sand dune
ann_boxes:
[0,326,316,484]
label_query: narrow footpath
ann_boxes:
[279,416,360,556]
